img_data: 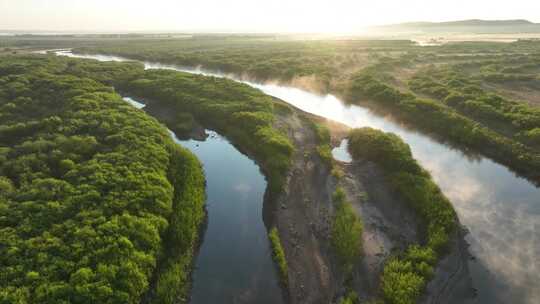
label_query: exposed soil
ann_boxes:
[339,160,420,301]
[264,100,474,304]
[336,149,474,304]
[420,228,475,304]
[263,104,345,304]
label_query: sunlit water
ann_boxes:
[61,50,540,304]
[122,97,145,109]
[331,139,352,163]
[121,96,283,303]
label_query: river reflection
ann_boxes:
[254,83,540,304]
[172,131,283,304]
[59,50,540,304]
[121,94,283,303]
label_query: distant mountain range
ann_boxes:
[371,19,540,34]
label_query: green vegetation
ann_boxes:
[409,65,540,149]
[152,148,205,304]
[338,291,359,304]
[4,35,540,302]
[309,121,333,166]
[73,38,414,90]
[268,227,288,285]
[349,71,540,183]
[0,53,294,195]
[331,187,363,271]
[0,53,296,302]
[119,69,294,194]
[53,35,540,184]
[348,128,456,304]
[0,56,204,303]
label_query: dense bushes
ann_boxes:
[349,71,540,183]
[0,57,205,303]
[331,188,363,271]
[409,69,540,148]
[119,69,294,194]
[348,128,456,304]
[309,121,333,166]
[380,259,425,304]
[10,53,295,193]
[268,228,288,285]
[151,146,205,304]
[338,291,359,304]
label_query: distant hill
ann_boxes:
[371,19,540,34]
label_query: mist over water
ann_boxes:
[59,50,540,304]
[253,83,540,304]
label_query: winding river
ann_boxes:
[57,50,539,304]
[121,96,283,303]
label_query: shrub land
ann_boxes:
[348,127,457,304]
[0,56,205,303]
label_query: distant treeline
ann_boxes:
[72,38,417,92]
[348,69,540,184]
[409,61,540,149]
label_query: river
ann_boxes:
[58,50,539,304]
[121,96,284,303]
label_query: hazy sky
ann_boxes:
[1,0,540,33]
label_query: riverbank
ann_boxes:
[70,51,473,302]
[343,128,473,303]
[51,50,537,303]
[347,73,540,185]
[138,87,351,302]
[143,144,206,304]
[259,99,473,304]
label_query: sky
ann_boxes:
[1,0,540,33]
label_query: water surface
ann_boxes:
[331,139,352,163]
[121,94,283,303]
[171,131,283,304]
[61,50,540,304]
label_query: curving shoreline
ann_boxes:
[53,49,540,303]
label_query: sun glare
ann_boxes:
[1,0,539,33]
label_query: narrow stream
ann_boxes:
[170,131,283,304]
[59,50,540,304]
[121,96,283,303]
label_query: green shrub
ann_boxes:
[121,69,294,195]
[268,228,288,284]
[152,146,205,303]
[348,128,457,304]
[349,71,540,183]
[381,259,425,304]
[331,188,363,271]
[339,291,359,304]
[0,56,205,303]
[309,121,333,166]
